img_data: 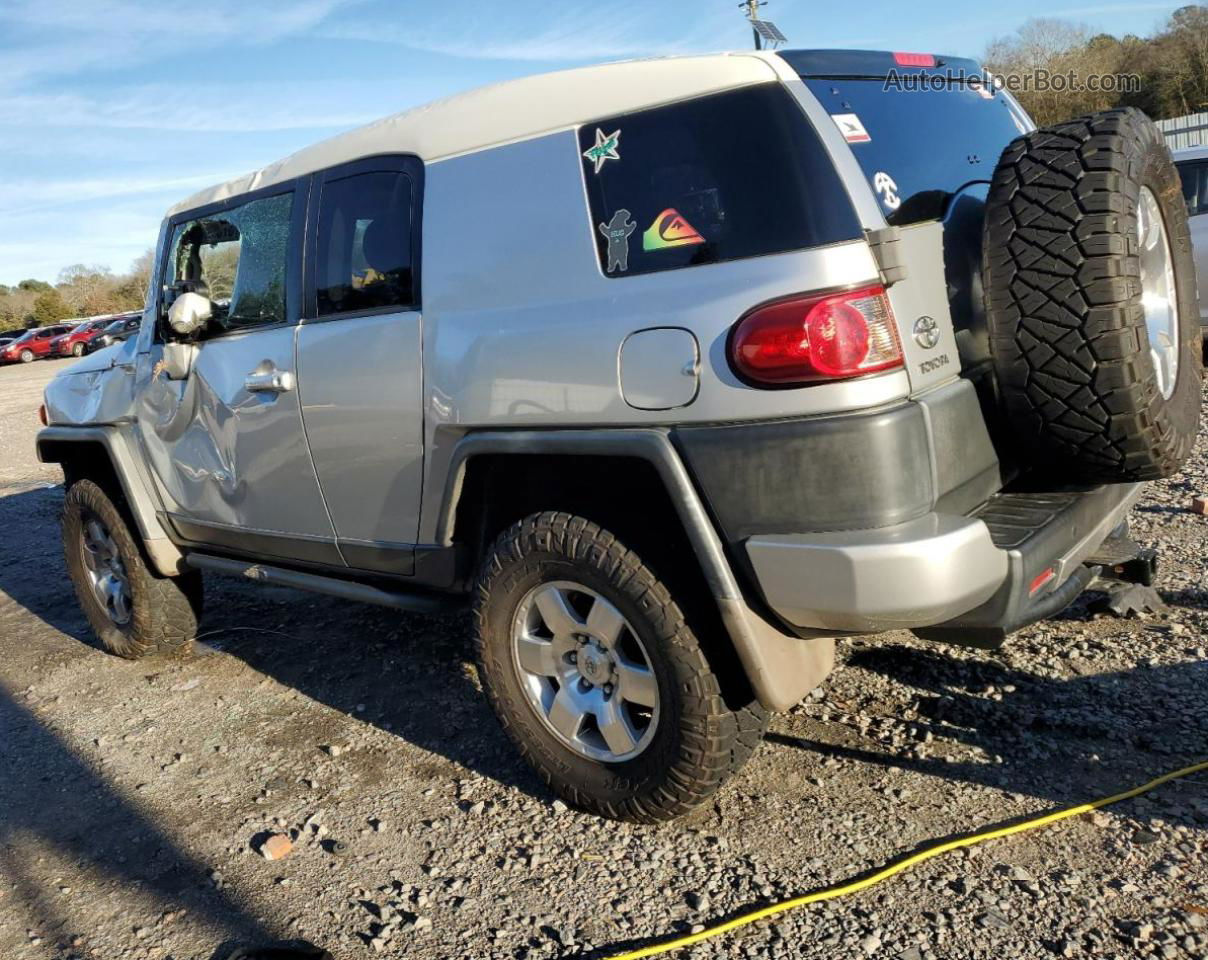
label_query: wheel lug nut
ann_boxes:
[567,651,577,664]
[603,684,614,697]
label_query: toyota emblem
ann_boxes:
[913,316,940,350]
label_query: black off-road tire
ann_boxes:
[473,511,768,822]
[63,479,203,659]
[984,107,1202,481]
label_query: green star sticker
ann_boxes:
[583,128,621,174]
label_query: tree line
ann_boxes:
[986,5,1208,125]
[0,251,153,335]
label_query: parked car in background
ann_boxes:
[51,318,115,357]
[1174,144,1208,339]
[84,313,142,353]
[0,325,73,364]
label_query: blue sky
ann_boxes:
[0,0,1186,285]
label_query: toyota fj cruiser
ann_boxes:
[38,50,1202,822]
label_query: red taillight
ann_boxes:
[730,285,903,386]
[38,403,48,426]
[893,52,936,67]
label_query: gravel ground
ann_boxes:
[0,357,1205,960]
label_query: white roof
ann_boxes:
[167,52,782,217]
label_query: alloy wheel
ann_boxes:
[1137,185,1180,399]
[511,580,659,762]
[80,514,132,625]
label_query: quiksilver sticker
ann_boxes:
[643,208,704,251]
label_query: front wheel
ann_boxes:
[71,342,85,357]
[474,511,766,822]
[63,479,203,659]
[19,349,33,363]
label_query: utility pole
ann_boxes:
[741,0,764,50]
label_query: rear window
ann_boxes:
[792,67,1032,224]
[578,84,861,278]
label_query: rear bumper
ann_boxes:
[746,512,1006,632]
[746,481,1142,637]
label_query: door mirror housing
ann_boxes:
[161,341,198,380]
[167,292,213,338]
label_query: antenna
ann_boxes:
[738,0,786,51]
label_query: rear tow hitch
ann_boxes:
[1083,531,1167,618]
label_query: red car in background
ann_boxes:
[0,325,73,364]
[50,318,112,357]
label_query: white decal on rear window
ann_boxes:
[831,113,871,144]
[873,171,901,211]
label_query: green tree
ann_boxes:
[17,278,51,293]
[32,290,71,325]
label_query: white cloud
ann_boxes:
[0,205,164,282]
[0,0,361,87]
[321,2,736,62]
[0,172,238,216]
[0,87,380,133]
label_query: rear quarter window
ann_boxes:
[578,84,861,278]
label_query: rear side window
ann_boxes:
[315,171,415,316]
[578,84,861,278]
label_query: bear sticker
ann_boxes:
[598,209,636,273]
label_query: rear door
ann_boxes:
[136,180,340,564]
[295,155,425,575]
[783,50,1035,379]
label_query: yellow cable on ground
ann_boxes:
[603,758,1208,960]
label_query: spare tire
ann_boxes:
[983,107,1202,482]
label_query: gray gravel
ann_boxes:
[0,357,1205,960]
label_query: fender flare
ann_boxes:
[37,425,185,576]
[436,428,833,712]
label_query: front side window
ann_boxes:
[163,191,293,333]
[578,84,862,278]
[315,171,414,316]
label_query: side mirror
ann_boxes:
[161,341,198,380]
[167,292,212,337]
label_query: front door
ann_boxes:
[136,181,340,564]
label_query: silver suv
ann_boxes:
[39,50,1202,821]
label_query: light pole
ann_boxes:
[740,0,765,50]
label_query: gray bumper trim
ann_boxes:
[746,513,1008,633]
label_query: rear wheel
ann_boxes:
[63,479,203,659]
[983,107,1202,481]
[474,511,766,822]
